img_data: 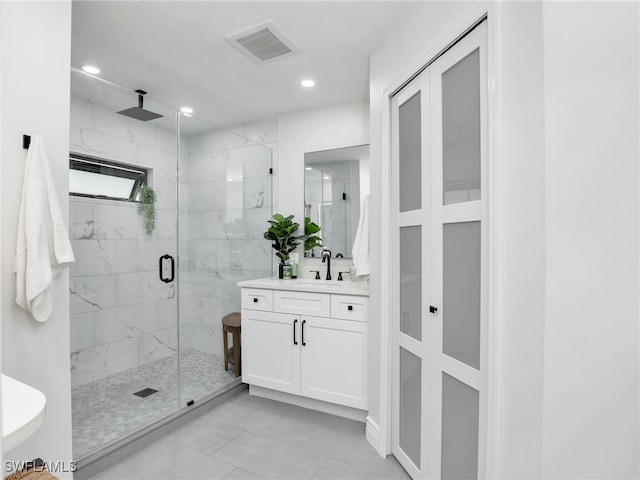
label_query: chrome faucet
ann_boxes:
[321,249,332,281]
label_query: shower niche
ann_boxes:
[68,68,273,460]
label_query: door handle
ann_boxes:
[159,254,175,283]
[302,319,306,346]
[293,319,298,345]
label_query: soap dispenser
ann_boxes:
[290,253,299,279]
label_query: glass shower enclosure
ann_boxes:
[68,68,272,459]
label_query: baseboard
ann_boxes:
[366,416,385,457]
[249,385,367,422]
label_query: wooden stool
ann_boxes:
[5,466,59,480]
[222,312,241,377]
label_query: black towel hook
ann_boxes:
[23,135,31,150]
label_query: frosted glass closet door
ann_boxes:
[391,73,431,479]
[391,19,487,480]
[429,22,487,480]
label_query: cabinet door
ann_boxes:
[242,309,300,395]
[300,316,368,409]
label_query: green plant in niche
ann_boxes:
[263,213,304,264]
[304,216,322,253]
[136,185,156,235]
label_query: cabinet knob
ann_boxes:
[429,305,438,314]
[347,305,353,311]
[253,298,258,303]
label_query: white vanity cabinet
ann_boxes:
[240,282,369,411]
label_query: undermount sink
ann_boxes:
[2,374,47,453]
[293,281,342,288]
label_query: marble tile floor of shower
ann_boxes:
[72,349,237,459]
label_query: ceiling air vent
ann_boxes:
[226,19,301,64]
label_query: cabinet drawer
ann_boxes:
[274,290,331,317]
[242,288,273,311]
[331,295,368,322]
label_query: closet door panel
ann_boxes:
[443,221,481,369]
[441,373,480,479]
[442,48,481,205]
[399,347,423,468]
[398,92,423,212]
[430,22,487,480]
[392,73,430,479]
[400,226,423,341]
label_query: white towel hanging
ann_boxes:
[14,135,75,322]
[351,194,370,277]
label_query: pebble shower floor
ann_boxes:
[72,349,237,458]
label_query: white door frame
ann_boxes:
[375,3,505,477]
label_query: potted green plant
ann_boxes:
[136,185,156,235]
[264,213,304,278]
[304,217,322,257]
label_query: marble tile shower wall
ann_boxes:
[321,162,356,258]
[179,119,276,356]
[69,95,180,387]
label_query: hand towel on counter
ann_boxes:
[14,135,75,322]
[351,193,370,277]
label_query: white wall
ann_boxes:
[499,2,546,476]
[0,1,74,477]
[540,2,639,477]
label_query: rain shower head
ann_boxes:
[117,89,163,121]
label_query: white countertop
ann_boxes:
[2,374,46,453]
[238,277,369,296]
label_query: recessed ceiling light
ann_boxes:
[180,107,193,114]
[82,65,100,75]
[305,167,312,171]
[301,79,315,88]
[323,176,330,180]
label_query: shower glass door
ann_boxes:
[69,68,180,458]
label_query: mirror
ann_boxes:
[304,144,369,259]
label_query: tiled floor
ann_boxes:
[73,349,237,458]
[90,392,409,480]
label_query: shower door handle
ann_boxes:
[159,254,175,283]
